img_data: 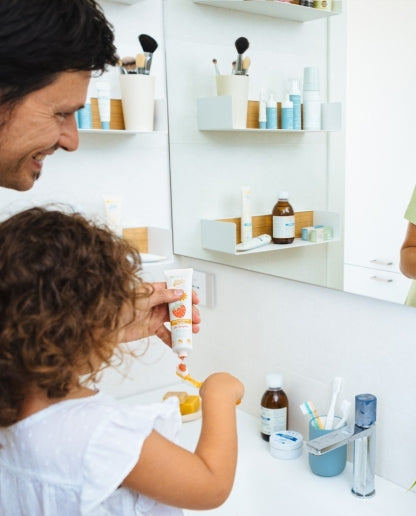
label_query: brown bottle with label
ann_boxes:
[272,191,295,244]
[260,373,289,442]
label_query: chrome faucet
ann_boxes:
[306,394,377,498]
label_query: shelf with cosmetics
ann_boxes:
[77,98,166,134]
[197,97,341,132]
[201,211,340,255]
[193,0,341,23]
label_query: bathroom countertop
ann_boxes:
[121,385,416,515]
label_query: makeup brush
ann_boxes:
[136,53,146,74]
[138,34,158,75]
[212,58,220,76]
[234,36,249,75]
[242,55,251,75]
[120,56,137,74]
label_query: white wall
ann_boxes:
[1,0,415,493]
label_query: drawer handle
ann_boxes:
[370,276,393,283]
[370,259,393,266]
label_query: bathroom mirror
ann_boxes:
[164,0,414,306]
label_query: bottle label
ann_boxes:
[260,407,287,435]
[273,215,295,238]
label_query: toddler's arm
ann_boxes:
[122,372,244,510]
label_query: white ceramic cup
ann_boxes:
[216,75,249,129]
[119,74,155,131]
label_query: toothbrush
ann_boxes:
[299,401,324,429]
[334,399,351,429]
[176,363,241,404]
[176,362,203,388]
[324,377,343,429]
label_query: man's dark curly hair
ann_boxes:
[0,207,151,426]
[0,0,118,110]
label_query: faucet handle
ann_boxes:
[306,425,354,455]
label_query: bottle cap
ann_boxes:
[289,78,301,96]
[282,94,293,108]
[279,191,289,200]
[269,430,303,460]
[266,373,283,388]
[267,93,276,107]
[303,66,320,91]
[355,393,377,428]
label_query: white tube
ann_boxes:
[241,185,253,243]
[103,195,123,237]
[96,81,111,130]
[164,268,193,358]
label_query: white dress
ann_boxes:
[0,391,183,515]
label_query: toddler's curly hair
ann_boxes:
[0,206,151,426]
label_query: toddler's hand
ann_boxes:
[199,372,244,405]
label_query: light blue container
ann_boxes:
[266,93,277,129]
[78,103,92,129]
[308,416,347,477]
[289,79,302,130]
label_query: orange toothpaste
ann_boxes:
[164,268,193,358]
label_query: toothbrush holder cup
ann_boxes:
[119,74,155,131]
[216,75,249,129]
[308,415,347,477]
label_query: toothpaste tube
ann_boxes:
[164,268,193,358]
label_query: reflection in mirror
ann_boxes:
[164,0,413,306]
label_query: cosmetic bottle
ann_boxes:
[259,91,267,129]
[266,93,277,130]
[240,185,253,243]
[260,373,289,442]
[289,79,301,130]
[303,66,321,130]
[272,192,295,244]
[281,94,294,130]
[78,87,92,129]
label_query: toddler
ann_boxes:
[0,207,244,515]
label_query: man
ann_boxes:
[0,0,200,342]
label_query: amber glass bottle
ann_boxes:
[272,192,295,244]
[260,373,289,442]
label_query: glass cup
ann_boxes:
[308,415,347,477]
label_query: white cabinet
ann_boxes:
[344,264,411,304]
[343,1,415,303]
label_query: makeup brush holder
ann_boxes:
[119,74,155,131]
[216,75,249,129]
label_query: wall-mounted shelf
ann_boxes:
[108,0,143,4]
[79,129,162,135]
[201,211,340,255]
[193,0,341,23]
[197,96,341,131]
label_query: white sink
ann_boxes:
[120,386,416,515]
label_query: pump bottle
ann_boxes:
[266,93,277,130]
[260,373,289,442]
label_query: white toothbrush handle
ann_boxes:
[325,396,336,429]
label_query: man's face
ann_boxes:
[0,70,91,191]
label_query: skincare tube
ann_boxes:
[164,268,193,358]
[241,185,253,243]
[259,90,267,129]
[96,81,111,130]
[104,195,123,237]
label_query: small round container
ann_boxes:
[269,430,303,460]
